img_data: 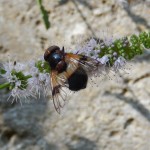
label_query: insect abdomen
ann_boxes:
[68,67,88,91]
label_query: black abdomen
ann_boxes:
[68,67,88,91]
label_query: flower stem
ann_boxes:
[0,82,10,90]
[36,0,50,29]
[24,75,32,79]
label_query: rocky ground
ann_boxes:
[0,0,150,150]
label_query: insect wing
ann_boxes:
[65,53,100,76]
[50,71,68,114]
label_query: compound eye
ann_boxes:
[46,52,63,69]
[48,53,62,69]
[44,45,60,61]
[52,53,62,63]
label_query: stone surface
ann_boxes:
[0,0,150,150]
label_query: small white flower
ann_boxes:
[2,61,22,83]
[0,60,35,103]
[9,87,34,105]
[97,55,109,65]
[28,60,51,97]
[113,56,126,72]
[87,38,97,49]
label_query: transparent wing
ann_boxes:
[50,71,68,114]
[65,53,100,76]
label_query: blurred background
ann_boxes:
[0,0,150,150]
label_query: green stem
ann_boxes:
[25,75,32,79]
[0,82,10,90]
[36,0,50,29]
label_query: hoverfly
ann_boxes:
[44,45,100,113]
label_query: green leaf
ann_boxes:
[11,70,32,89]
[37,0,50,29]
[0,82,10,90]
[38,0,42,5]
[0,68,6,75]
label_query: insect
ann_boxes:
[44,45,99,113]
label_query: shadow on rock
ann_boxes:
[133,50,150,63]
[115,94,150,122]
[0,90,59,150]
[104,91,150,123]
[123,1,150,30]
[66,135,98,150]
